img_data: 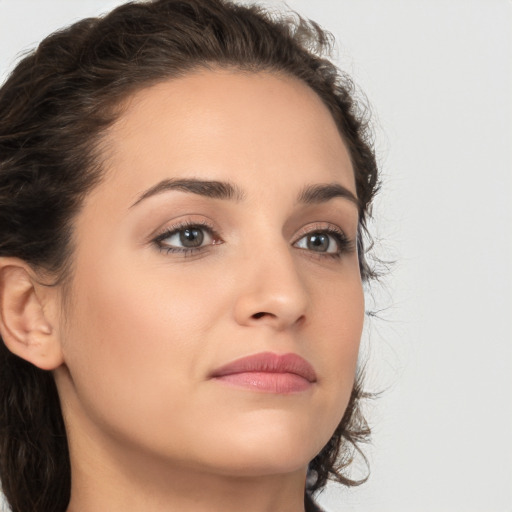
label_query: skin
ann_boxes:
[2,69,364,512]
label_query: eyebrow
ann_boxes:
[296,182,359,207]
[129,178,358,208]
[130,178,246,207]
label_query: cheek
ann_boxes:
[310,271,364,410]
[58,240,365,470]
[59,253,223,428]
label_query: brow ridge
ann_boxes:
[130,178,358,208]
[297,182,359,207]
[130,178,246,207]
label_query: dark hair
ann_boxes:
[0,1,379,511]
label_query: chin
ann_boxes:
[194,417,331,477]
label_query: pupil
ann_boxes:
[179,228,204,248]
[307,233,329,252]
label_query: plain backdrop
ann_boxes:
[1,1,511,511]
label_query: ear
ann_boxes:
[0,257,64,370]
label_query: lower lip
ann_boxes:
[213,372,312,394]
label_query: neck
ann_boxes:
[65,423,308,512]
[67,458,308,512]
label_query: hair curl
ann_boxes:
[0,1,379,511]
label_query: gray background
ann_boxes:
[1,1,511,511]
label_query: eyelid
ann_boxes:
[150,218,354,259]
[153,219,215,241]
[152,219,223,254]
[292,222,345,241]
[292,222,355,258]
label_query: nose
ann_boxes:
[232,238,310,331]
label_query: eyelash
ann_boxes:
[294,224,354,260]
[152,220,354,260]
[153,220,219,258]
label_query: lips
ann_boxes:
[210,352,317,393]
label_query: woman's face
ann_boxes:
[54,69,364,477]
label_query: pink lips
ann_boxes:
[210,352,317,394]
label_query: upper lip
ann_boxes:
[210,352,317,383]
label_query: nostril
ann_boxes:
[252,312,266,319]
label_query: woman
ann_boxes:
[0,0,379,511]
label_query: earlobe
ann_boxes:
[0,257,64,370]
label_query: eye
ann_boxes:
[153,221,221,255]
[293,226,353,258]
[167,226,208,248]
[295,231,338,253]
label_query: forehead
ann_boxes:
[97,68,355,205]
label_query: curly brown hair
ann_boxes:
[0,1,379,511]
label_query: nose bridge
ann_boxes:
[233,224,310,329]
